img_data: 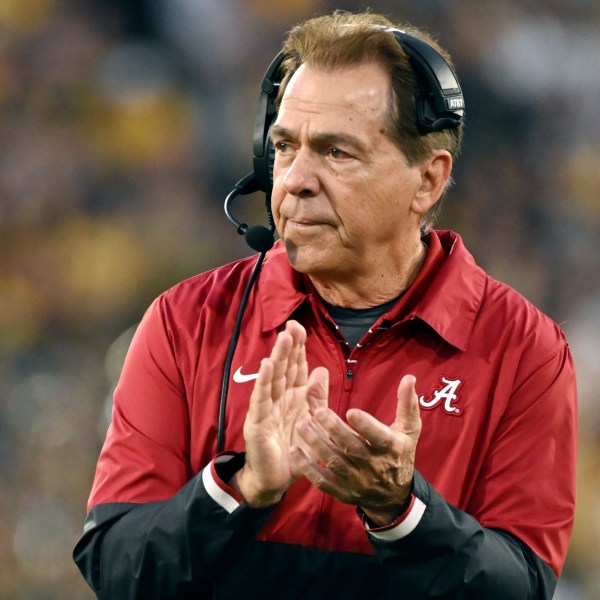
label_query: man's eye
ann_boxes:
[274,141,291,153]
[328,147,350,159]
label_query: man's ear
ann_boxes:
[410,150,453,216]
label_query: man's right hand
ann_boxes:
[229,320,328,507]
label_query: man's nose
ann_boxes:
[282,148,320,197]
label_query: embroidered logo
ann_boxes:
[419,377,463,416]
[232,366,259,383]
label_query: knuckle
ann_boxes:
[375,436,393,452]
[344,445,362,460]
[310,472,327,489]
[324,454,345,472]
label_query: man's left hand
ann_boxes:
[291,374,422,526]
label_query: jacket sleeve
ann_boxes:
[364,471,557,599]
[364,335,577,599]
[72,290,269,598]
[73,453,275,599]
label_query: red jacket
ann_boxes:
[77,230,577,599]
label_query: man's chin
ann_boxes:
[283,239,319,274]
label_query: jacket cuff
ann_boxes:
[360,494,427,541]
[201,452,246,514]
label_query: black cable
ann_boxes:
[218,173,275,452]
[216,250,268,453]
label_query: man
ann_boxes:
[74,12,577,599]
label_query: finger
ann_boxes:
[296,418,354,476]
[311,408,371,463]
[290,445,340,494]
[289,445,313,479]
[285,320,306,348]
[306,367,329,412]
[393,374,421,440]
[269,330,293,400]
[285,319,305,340]
[294,340,308,387]
[290,420,352,489]
[345,409,395,454]
[247,358,274,424]
[285,321,307,387]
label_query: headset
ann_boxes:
[218,28,465,452]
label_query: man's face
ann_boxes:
[270,61,425,281]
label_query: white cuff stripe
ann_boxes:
[201,463,240,514]
[368,497,427,541]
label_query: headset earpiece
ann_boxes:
[389,30,464,134]
[251,29,464,196]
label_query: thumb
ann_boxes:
[393,374,421,441]
[307,366,329,412]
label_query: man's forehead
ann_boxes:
[279,62,391,119]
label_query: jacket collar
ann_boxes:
[389,230,486,351]
[256,231,486,351]
[258,242,308,331]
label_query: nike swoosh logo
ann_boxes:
[233,367,259,383]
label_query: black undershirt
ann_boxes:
[322,296,400,347]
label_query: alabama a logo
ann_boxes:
[419,377,463,416]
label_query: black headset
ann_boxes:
[218,28,465,452]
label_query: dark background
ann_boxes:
[0,1,598,598]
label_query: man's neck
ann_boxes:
[308,240,428,309]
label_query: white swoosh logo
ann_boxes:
[233,367,259,383]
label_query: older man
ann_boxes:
[75,11,576,599]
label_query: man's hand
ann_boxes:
[230,320,328,507]
[290,374,421,526]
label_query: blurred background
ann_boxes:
[0,0,599,598]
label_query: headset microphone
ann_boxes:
[224,173,275,253]
[219,172,274,452]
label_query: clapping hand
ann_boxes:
[291,374,422,526]
[230,320,327,507]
